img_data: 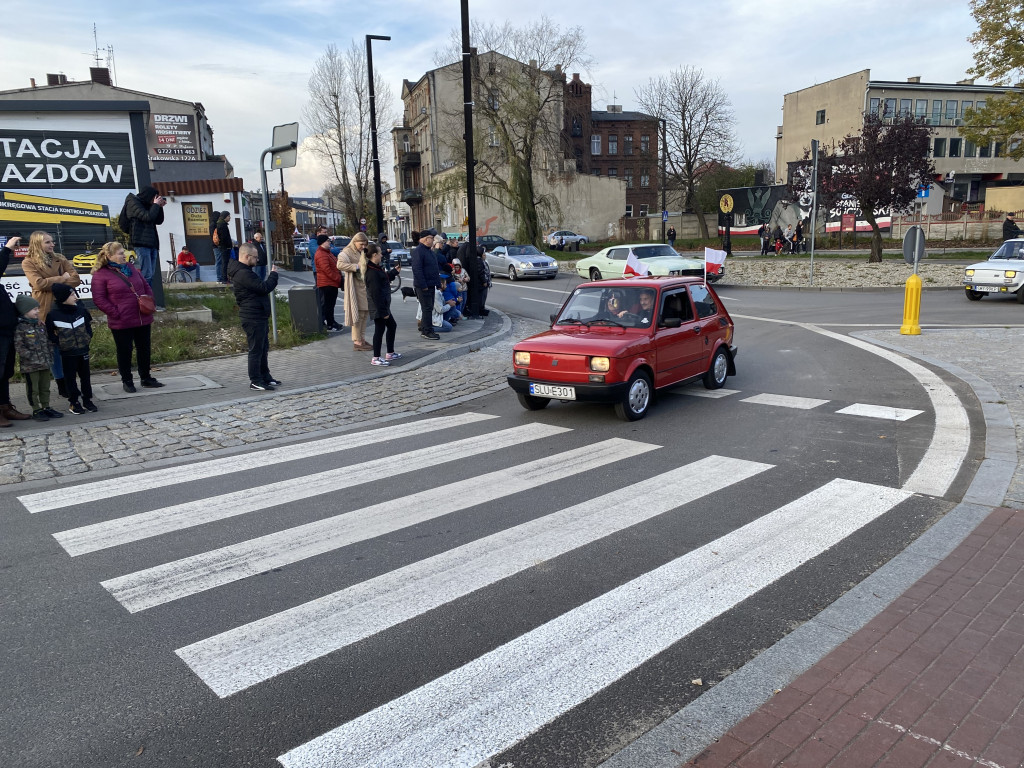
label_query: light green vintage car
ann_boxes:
[574,243,716,281]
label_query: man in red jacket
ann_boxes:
[314,234,343,331]
[176,245,200,280]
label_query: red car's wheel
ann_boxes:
[517,393,550,411]
[615,369,652,421]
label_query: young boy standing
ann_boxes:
[45,283,96,414]
[13,295,62,421]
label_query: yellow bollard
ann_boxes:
[900,273,922,335]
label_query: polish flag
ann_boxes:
[623,249,649,277]
[704,247,727,280]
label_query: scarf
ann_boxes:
[112,262,132,278]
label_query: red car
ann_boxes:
[507,277,737,420]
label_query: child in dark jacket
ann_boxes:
[45,283,96,414]
[13,294,62,421]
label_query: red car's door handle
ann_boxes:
[692,325,701,333]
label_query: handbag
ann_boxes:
[112,267,156,315]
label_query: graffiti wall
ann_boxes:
[717,184,891,235]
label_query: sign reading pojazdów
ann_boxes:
[0,130,136,189]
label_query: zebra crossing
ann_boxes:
[17,403,926,768]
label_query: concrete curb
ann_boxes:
[599,336,1018,768]
[715,284,963,293]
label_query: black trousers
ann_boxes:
[60,352,93,402]
[372,315,397,357]
[110,325,152,384]
[318,286,339,328]
[0,333,14,406]
[416,286,435,334]
[241,317,271,384]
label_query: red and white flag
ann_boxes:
[704,247,727,280]
[623,249,649,277]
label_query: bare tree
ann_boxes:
[636,67,740,238]
[432,17,594,246]
[304,42,395,234]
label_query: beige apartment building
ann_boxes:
[776,69,1023,211]
[390,51,626,242]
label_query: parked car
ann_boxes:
[478,234,514,249]
[330,235,352,251]
[575,243,719,281]
[387,241,411,267]
[72,248,136,270]
[486,245,559,280]
[963,238,1024,303]
[547,230,589,250]
[507,276,736,420]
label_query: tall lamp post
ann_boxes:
[660,118,667,243]
[366,34,391,237]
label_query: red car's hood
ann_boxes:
[514,327,650,356]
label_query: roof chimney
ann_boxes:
[907,76,921,83]
[90,67,112,86]
[46,73,68,86]
[957,77,976,86]
[30,78,36,88]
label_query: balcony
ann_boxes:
[400,187,423,203]
[401,150,421,167]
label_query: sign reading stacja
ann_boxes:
[0,130,136,189]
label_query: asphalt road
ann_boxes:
[0,295,984,767]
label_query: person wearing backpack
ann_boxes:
[122,186,166,288]
[213,211,233,284]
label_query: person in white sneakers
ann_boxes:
[362,242,402,366]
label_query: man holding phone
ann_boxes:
[123,185,166,290]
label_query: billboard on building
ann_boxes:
[148,113,199,162]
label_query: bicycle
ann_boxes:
[164,259,195,284]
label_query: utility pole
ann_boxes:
[366,34,391,237]
[461,0,477,255]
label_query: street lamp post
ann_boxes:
[366,34,391,237]
[660,118,667,243]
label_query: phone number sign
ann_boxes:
[148,113,199,162]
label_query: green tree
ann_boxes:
[960,0,1024,159]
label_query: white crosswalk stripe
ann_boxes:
[106,438,660,614]
[672,387,740,399]
[276,478,912,768]
[740,393,830,409]
[176,454,771,697]
[837,403,924,421]
[18,412,499,514]
[53,422,569,557]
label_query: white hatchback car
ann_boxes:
[963,239,1024,303]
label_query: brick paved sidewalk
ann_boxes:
[684,506,1024,768]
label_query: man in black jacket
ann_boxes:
[410,228,441,339]
[1002,213,1021,241]
[214,211,234,284]
[228,243,280,391]
[124,186,166,286]
[0,236,32,427]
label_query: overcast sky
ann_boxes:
[3,0,979,197]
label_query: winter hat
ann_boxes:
[51,283,74,304]
[138,186,159,204]
[316,234,330,245]
[15,294,39,316]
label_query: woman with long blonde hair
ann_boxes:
[90,241,161,393]
[337,231,370,350]
[21,230,81,393]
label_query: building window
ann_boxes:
[995,141,1004,157]
[965,140,977,158]
[945,100,958,120]
[815,109,826,125]
[961,100,973,117]
[899,99,912,117]
[488,89,500,110]
[884,98,896,117]
[949,138,962,158]
[624,171,633,189]
[608,135,618,155]
[869,98,880,116]
[640,135,650,153]
[931,100,942,122]
[640,173,650,188]
[591,168,600,176]
[608,168,617,178]
[933,138,946,157]
[625,204,633,218]
[488,127,499,147]
[915,99,928,118]
[591,134,601,155]
[639,204,649,216]
[980,141,991,158]
[976,100,986,111]
[571,117,582,137]
[488,61,496,75]
[623,135,633,155]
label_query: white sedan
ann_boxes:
[575,243,711,281]
[547,230,589,250]
[486,245,559,280]
[963,238,1024,303]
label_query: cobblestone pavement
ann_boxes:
[861,328,1024,509]
[0,316,547,487]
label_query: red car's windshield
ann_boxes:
[556,286,658,329]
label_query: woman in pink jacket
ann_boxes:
[91,242,163,393]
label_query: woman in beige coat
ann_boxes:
[22,230,81,394]
[337,232,370,350]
